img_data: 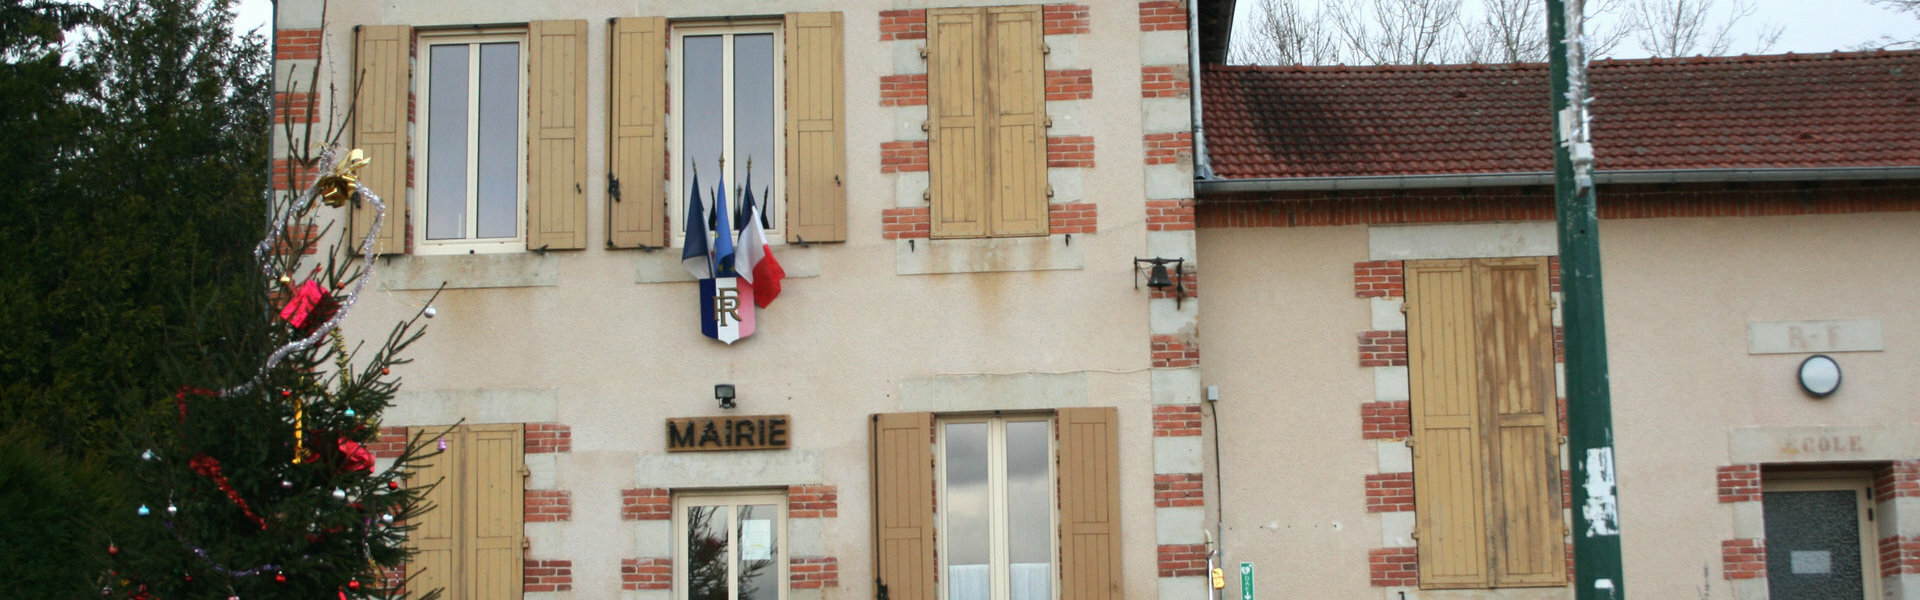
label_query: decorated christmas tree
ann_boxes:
[102,148,446,600]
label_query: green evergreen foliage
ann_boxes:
[0,429,130,599]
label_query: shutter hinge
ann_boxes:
[1043,43,1051,55]
[1400,303,1408,315]
[1409,530,1419,540]
[522,538,531,550]
[921,121,929,132]
[922,191,931,202]
[1044,116,1053,128]
[1047,185,1054,198]
[521,467,531,479]
[918,46,928,59]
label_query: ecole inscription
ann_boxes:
[666,415,790,452]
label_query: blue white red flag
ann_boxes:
[699,166,754,343]
[734,175,784,308]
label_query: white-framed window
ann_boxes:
[675,490,789,600]
[938,415,1057,600]
[669,21,785,247]
[415,31,527,255]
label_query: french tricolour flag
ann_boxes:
[734,179,784,308]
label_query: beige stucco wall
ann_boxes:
[1198,211,1920,599]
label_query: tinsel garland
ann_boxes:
[188,455,267,530]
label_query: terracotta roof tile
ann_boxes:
[1201,50,1920,178]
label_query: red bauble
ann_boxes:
[337,438,374,473]
[387,480,400,490]
[274,573,287,584]
[348,580,361,591]
[107,544,119,556]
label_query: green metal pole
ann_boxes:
[1547,1,1624,599]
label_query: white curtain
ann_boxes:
[947,564,1051,600]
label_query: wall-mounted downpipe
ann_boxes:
[1187,0,1215,180]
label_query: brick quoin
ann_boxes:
[526,423,571,453]
[1046,69,1093,101]
[1365,472,1414,513]
[1153,405,1203,437]
[1042,4,1091,35]
[880,74,927,107]
[1146,199,1195,231]
[273,92,316,125]
[621,488,671,521]
[1048,135,1095,168]
[275,28,321,60]
[1150,266,1197,300]
[1155,473,1204,508]
[1875,459,1920,499]
[621,557,672,590]
[368,427,409,459]
[789,484,839,519]
[878,9,927,41]
[881,140,929,173]
[791,557,841,589]
[1049,203,1097,234]
[381,565,406,593]
[1717,465,1763,503]
[1353,260,1405,298]
[271,158,319,191]
[1368,547,1418,587]
[1141,65,1190,98]
[1158,543,1209,577]
[524,559,573,593]
[525,489,572,522]
[1358,330,1408,367]
[1151,334,1199,368]
[1881,535,1920,575]
[270,223,320,256]
[1139,0,1189,32]
[1144,132,1192,165]
[1360,401,1410,440]
[1722,539,1766,579]
[881,207,931,240]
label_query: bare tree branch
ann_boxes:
[1622,0,1771,57]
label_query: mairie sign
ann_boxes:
[666,415,790,452]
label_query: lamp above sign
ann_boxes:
[667,415,791,452]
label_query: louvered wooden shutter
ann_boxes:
[985,6,1048,237]
[1478,258,1564,586]
[409,426,462,598]
[927,9,987,238]
[1058,407,1123,600]
[784,12,846,243]
[871,413,935,600]
[527,20,588,250]
[607,17,667,248]
[1406,260,1491,589]
[352,25,411,255]
[464,424,526,599]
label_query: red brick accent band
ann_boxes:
[526,489,571,522]
[271,158,319,191]
[1197,182,1920,228]
[881,207,931,240]
[1882,535,1920,575]
[1723,538,1766,579]
[275,28,321,60]
[1157,543,1209,577]
[1153,405,1203,437]
[381,565,406,592]
[273,91,316,124]
[524,559,573,593]
[1361,401,1410,440]
[1354,261,1406,298]
[1046,69,1093,101]
[369,427,409,459]
[621,557,672,590]
[789,484,839,519]
[1876,459,1920,499]
[1358,330,1408,367]
[1365,473,1414,513]
[1151,334,1199,368]
[1050,202,1097,234]
[1139,1,1189,32]
[1368,547,1418,587]
[1717,464,1761,503]
[880,74,927,107]
[1144,132,1192,165]
[1142,65,1190,98]
[1146,199,1195,231]
[1048,135,1096,168]
[791,557,841,589]
[879,10,927,41]
[1043,4,1091,35]
[1155,472,1204,508]
[881,140,929,173]
[621,488,671,521]
[268,223,320,257]
[527,423,571,453]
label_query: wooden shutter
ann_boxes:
[984,6,1049,237]
[871,413,935,600]
[927,9,988,239]
[784,12,847,243]
[464,424,526,599]
[527,20,589,250]
[1406,260,1491,589]
[352,25,411,255]
[1478,258,1564,586]
[607,17,667,248]
[1058,407,1123,600]
[409,426,463,599]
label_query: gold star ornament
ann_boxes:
[316,149,372,208]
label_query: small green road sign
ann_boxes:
[1239,562,1254,600]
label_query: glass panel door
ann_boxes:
[678,493,787,600]
[1763,475,1880,600]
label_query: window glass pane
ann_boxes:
[475,42,518,239]
[1004,420,1052,600]
[688,505,730,600]
[425,44,470,240]
[731,33,775,231]
[682,35,723,227]
[737,504,779,600]
[1764,489,1865,599]
[944,422,990,600]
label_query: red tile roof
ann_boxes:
[1201,50,1920,179]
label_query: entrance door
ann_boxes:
[676,491,788,600]
[1762,474,1881,599]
